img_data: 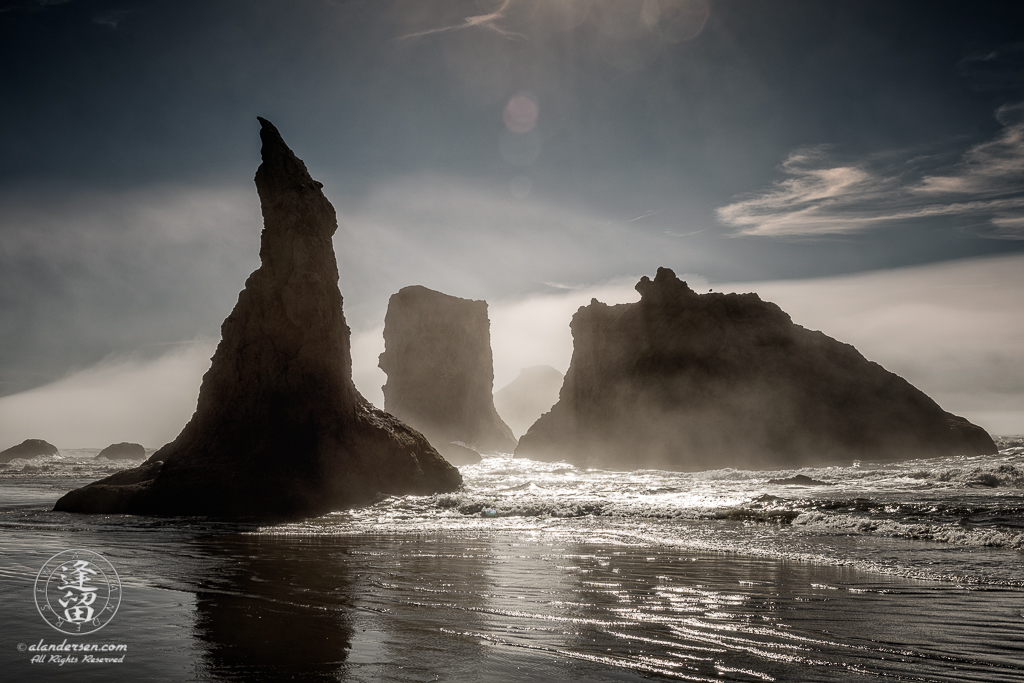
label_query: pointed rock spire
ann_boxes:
[55,119,461,519]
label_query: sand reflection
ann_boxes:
[188,535,354,681]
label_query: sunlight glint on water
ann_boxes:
[0,444,1022,681]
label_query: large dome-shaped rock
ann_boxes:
[54,118,461,518]
[378,286,517,464]
[0,439,58,464]
[515,267,996,471]
[95,442,146,460]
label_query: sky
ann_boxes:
[1,0,1023,447]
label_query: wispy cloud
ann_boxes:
[0,183,259,394]
[915,102,1024,196]
[396,0,709,45]
[957,43,1024,91]
[92,9,132,29]
[0,341,214,449]
[398,0,526,40]
[0,0,70,12]
[717,102,1024,239]
[332,173,710,325]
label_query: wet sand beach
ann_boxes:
[2,529,1022,682]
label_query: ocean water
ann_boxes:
[0,443,1022,681]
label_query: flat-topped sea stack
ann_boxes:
[0,439,58,464]
[96,442,146,460]
[54,118,461,519]
[515,267,996,471]
[379,286,517,464]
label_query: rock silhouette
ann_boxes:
[95,442,146,460]
[379,286,517,464]
[515,267,996,471]
[0,438,57,464]
[494,365,564,439]
[767,475,831,486]
[54,118,461,518]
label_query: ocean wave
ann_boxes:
[435,492,607,518]
[924,462,1024,488]
[791,511,1024,550]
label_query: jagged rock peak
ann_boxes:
[635,266,695,300]
[256,117,327,197]
[514,267,996,471]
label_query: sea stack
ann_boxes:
[0,439,58,464]
[379,286,517,463]
[95,442,146,460]
[54,118,461,518]
[515,267,996,471]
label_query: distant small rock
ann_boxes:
[0,439,58,464]
[96,442,146,460]
[753,493,785,502]
[767,475,831,486]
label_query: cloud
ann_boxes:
[915,102,1024,197]
[0,276,642,448]
[92,9,133,29]
[398,0,526,40]
[5,255,1020,449]
[488,278,648,389]
[0,341,214,449]
[957,43,1024,91]
[332,174,709,325]
[0,0,69,12]
[349,277,646,409]
[1,171,715,399]
[716,103,1024,238]
[714,147,894,236]
[397,0,709,49]
[0,182,259,395]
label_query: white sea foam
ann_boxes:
[4,444,1022,586]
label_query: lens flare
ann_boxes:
[503,93,539,133]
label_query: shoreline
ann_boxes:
[2,528,1021,682]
